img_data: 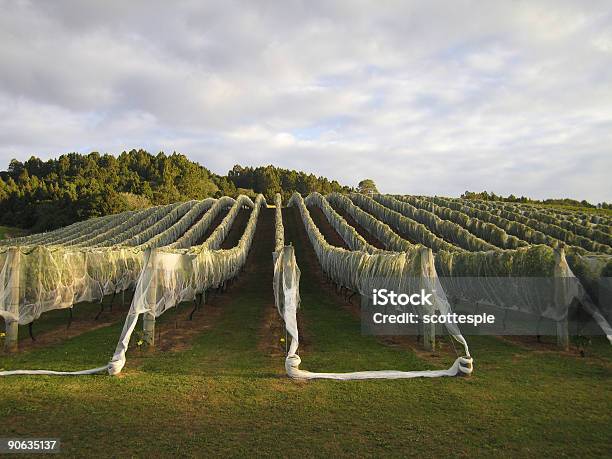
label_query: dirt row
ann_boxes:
[192,207,230,246]
[306,205,349,249]
[328,201,387,249]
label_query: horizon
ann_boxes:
[1,1,611,202]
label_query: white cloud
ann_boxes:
[0,0,610,201]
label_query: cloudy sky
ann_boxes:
[1,0,611,202]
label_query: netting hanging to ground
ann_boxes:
[1,190,610,378]
[0,194,266,376]
[273,193,473,379]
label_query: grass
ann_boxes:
[0,208,611,457]
[524,203,612,217]
[0,225,28,241]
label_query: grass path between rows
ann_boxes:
[0,207,610,457]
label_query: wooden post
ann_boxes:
[143,312,156,347]
[143,249,156,348]
[554,247,569,351]
[419,247,436,352]
[4,248,20,353]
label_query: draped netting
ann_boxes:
[0,245,144,325]
[305,192,382,253]
[74,205,172,248]
[0,194,266,376]
[108,194,265,375]
[274,193,284,253]
[372,194,498,252]
[425,195,612,254]
[350,193,462,252]
[274,192,473,379]
[459,199,612,252]
[93,204,181,247]
[2,188,609,380]
[0,201,201,325]
[435,247,612,340]
[334,193,611,341]
[325,193,413,252]
[381,195,612,332]
[398,195,528,250]
[169,197,236,249]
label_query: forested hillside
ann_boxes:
[227,165,346,202]
[0,150,349,231]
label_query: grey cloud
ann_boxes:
[0,0,611,201]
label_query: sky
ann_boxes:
[0,0,611,202]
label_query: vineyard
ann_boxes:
[0,193,611,454]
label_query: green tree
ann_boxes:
[0,152,349,230]
[357,179,379,195]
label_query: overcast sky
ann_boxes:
[1,0,611,201]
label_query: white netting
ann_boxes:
[337,194,611,338]
[0,194,267,376]
[170,197,235,249]
[350,193,462,253]
[327,193,414,252]
[305,192,381,253]
[1,190,609,380]
[108,194,265,374]
[274,193,284,252]
[275,193,473,379]
[120,201,195,247]
[398,195,528,250]
[0,196,258,326]
[0,245,143,325]
[72,205,166,248]
[96,204,180,247]
[2,212,125,247]
[463,199,612,253]
[199,195,255,250]
[374,194,498,252]
[134,199,215,250]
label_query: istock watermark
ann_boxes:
[372,288,433,307]
[360,276,612,337]
[368,288,495,331]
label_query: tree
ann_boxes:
[0,152,349,229]
[0,178,8,201]
[357,179,379,195]
[120,192,151,210]
[214,176,237,197]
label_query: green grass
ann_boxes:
[525,203,612,217]
[0,209,611,457]
[0,225,28,241]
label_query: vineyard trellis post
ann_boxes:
[554,247,570,350]
[419,247,436,352]
[4,247,20,353]
[143,249,157,348]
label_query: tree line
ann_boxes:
[460,190,609,209]
[227,164,349,202]
[0,150,351,231]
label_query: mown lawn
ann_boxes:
[0,209,610,457]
